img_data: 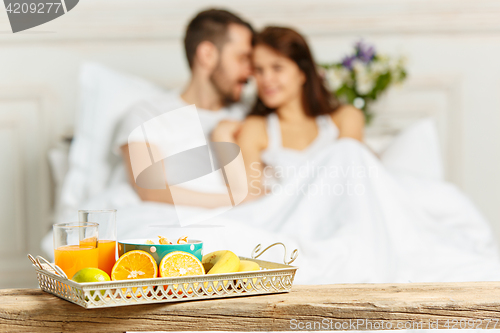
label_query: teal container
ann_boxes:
[118,239,203,266]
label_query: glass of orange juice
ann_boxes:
[53,222,99,279]
[78,209,117,276]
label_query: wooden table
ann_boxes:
[2,282,500,332]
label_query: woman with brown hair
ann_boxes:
[236,26,365,199]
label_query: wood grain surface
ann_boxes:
[2,282,500,332]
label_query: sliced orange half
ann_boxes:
[159,251,204,295]
[111,250,158,297]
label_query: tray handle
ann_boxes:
[251,242,298,265]
[27,254,69,280]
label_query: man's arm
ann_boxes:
[120,143,234,209]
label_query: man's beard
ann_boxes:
[209,61,247,107]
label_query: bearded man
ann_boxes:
[114,9,254,207]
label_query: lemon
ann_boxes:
[72,268,110,301]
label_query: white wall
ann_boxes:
[1,0,499,287]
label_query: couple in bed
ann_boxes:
[116,8,362,208]
[110,9,500,284]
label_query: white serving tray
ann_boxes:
[28,243,299,309]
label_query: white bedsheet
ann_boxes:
[42,136,500,285]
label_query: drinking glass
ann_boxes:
[79,209,117,276]
[53,222,99,279]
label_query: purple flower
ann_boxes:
[355,40,375,63]
[341,40,376,69]
[342,55,356,69]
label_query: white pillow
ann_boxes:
[56,62,164,221]
[379,117,444,181]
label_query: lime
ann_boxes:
[72,268,110,301]
[72,267,110,283]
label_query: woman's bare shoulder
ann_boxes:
[330,105,365,141]
[238,115,268,149]
[330,104,365,127]
[243,115,267,126]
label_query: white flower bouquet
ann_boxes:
[320,40,407,123]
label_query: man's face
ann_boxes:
[210,23,253,105]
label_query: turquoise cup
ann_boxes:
[118,239,203,266]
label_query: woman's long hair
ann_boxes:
[249,26,341,117]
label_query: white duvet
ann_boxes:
[43,121,500,285]
[214,138,500,284]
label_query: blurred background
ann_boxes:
[1,0,500,288]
